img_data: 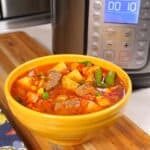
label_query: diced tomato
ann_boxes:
[61,69,70,75]
[35,99,52,113]
[81,94,95,101]
[77,64,85,73]
[96,96,111,107]
[34,64,56,74]
[27,103,34,109]
[11,86,27,102]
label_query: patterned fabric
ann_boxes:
[0,108,27,150]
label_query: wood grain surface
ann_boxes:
[0,32,150,150]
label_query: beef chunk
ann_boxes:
[44,70,62,91]
[54,98,80,112]
[64,98,80,109]
[75,83,96,96]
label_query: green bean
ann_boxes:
[95,68,102,85]
[96,82,108,88]
[94,68,108,88]
[105,71,116,86]
[80,61,93,66]
[95,92,101,97]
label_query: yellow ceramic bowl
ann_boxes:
[4,54,132,145]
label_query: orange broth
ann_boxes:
[11,61,126,115]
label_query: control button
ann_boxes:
[137,41,147,49]
[121,28,135,41]
[94,0,102,9]
[103,50,114,62]
[103,27,117,39]
[91,42,99,51]
[142,0,150,8]
[93,11,101,16]
[92,32,99,42]
[140,10,150,19]
[136,56,145,61]
[121,41,133,50]
[124,30,132,37]
[119,51,131,62]
[124,42,129,48]
[104,28,116,33]
[91,51,98,57]
[136,51,145,57]
[117,62,128,68]
[93,21,101,26]
[93,14,100,22]
[139,21,149,31]
[137,31,148,40]
[106,41,113,46]
[93,25,100,33]
[135,56,146,65]
[103,40,114,49]
[94,0,102,4]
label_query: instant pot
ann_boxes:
[52,0,150,88]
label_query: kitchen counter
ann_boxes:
[125,88,150,135]
[0,23,149,136]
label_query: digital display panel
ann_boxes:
[104,0,141,24]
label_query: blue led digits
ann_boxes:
[104,0,141,24]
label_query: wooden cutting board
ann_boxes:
[0,32,150,150]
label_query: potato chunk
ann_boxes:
[86,74,94,82]
[85,101,100,113]
[37,88,44,96]
[96,96,111,107]
[66,69,83,82]
[17,77,32,89]
[56,95,68,102]
[52,62,67,72]
[62,76,79,90]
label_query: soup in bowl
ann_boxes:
[4,55,132,145]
